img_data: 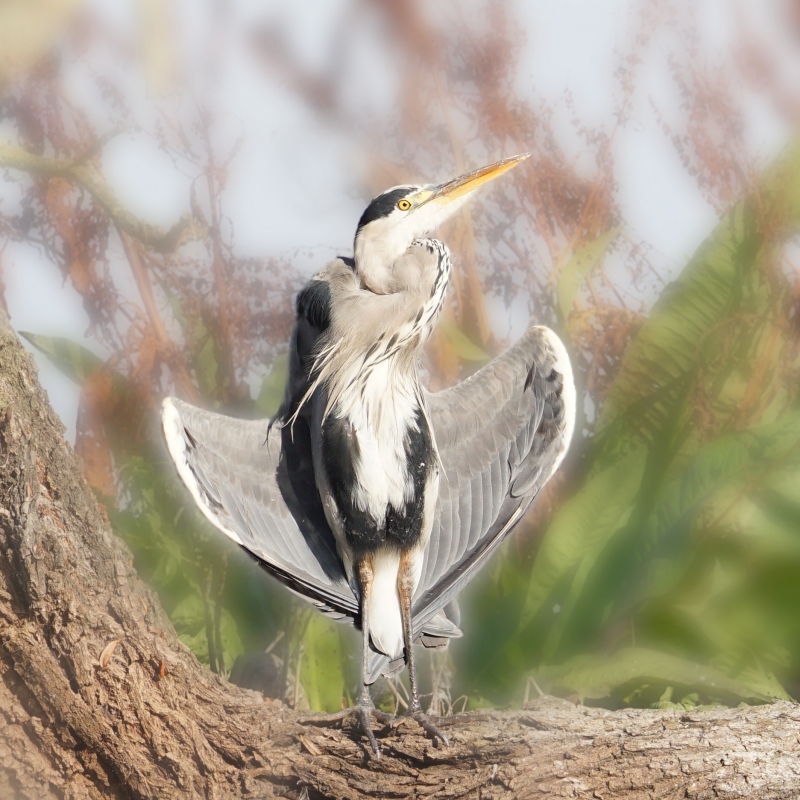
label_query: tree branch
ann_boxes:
[118,229,200,402]
[0,142,203,253]
[0,307,798,799]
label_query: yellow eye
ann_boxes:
[397,199,411,211]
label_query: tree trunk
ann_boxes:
[0,310,799,800]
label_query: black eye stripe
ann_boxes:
[356,188,414,231]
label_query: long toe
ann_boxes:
[297,705,386,758]
[296,708,352,725]
[355,705,381,758]
[408,710,450,747]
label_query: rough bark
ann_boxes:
[0,310,799,800]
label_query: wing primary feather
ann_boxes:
[161,396,358,623]
[412,325,574,646]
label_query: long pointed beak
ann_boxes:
[422,153,530,208]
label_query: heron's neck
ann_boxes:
[353,237,407,294]
[312,239,451,424]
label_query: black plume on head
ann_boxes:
[355,187,414,235]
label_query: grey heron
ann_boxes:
[162,153,575,756]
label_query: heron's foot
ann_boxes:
[297,705,394,758]
[393,708,451,747]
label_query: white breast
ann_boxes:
[332,361,438,659]
[335,357,420,521]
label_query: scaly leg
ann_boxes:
[397,550,449,746]
[297,555,392,757]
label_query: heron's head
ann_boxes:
[353,153,529,294]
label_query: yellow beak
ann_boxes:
[421,152,530,207]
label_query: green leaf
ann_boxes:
[20,332,104,384]
[192,318,220,398]
[437,321,490,362]
[156,280,221,399]
[519,447,647,636]
[300,612,347,713]
[557,226,621,321]
[172,593,244,672]
[537,647,784,705]
[256,354,288,417]
[632,433,750,572]
[595,141,800,461]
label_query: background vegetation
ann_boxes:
[2,0,800,715]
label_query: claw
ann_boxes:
[408,709,450,746]
[356,705,381,757]
[299,704,468,754]
[298,704,387,757]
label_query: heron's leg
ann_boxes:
[397,551,449,747]
[297,555,391,758]
[353,556,387,756]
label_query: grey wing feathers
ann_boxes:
[163,395,469,670]
[412,326,573,632]
[162,264,574,684]
[162,397,358,619]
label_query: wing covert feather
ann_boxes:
[162,397,358,618]
[413,326,574,630]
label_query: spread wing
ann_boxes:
[162,397,358,620]
[163,399,471,655]
[162,262,575,683]
[412,325,574,632]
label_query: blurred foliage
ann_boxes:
[437,321,490,363]
[556,227,621,324]
[456,140,800,709]
[0,0,83,85]
[4,0,800,716]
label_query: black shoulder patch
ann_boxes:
[338,256,355,270]
[296,279,331,331]
[356,187,413,233]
